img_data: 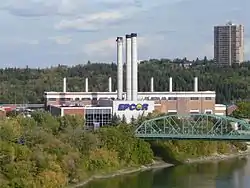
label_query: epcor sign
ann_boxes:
[118,103,149,111]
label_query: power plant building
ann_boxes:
[44,33,227,126]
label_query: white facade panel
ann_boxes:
[215,104,226,111]
[190,109,200,113]
[44,91,216,100]
[215,112,225,116]
[112,100,155,123]
[168,110,177,113]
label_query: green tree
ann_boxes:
[232,102,250,118]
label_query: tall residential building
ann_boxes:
[214,22,244,65]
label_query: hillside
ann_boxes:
[1,59,250,104]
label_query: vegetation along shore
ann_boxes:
[1,102,250,188]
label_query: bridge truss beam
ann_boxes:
[135,114,250,141]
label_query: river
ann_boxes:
[82,156,250,188]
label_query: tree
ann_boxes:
[121,114,127,124]
[232,102,250,119]
[1,59,250,104]
[131,116,136,125]
[111,113,121,126]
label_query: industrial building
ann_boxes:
[214,22,244,65]
[44,33,227,126]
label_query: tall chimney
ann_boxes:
[85,78,88,92]
[126,34,132,100]
[108,77,112,92]
[63,77,66,92]
[116,37,123,100]
[169,77,172,92]
[194,77,198,92]
[150,77,154,92]
[131,33,138,101]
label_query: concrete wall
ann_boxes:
[154,97,216,114]
[98,99,113,107]
[49,105,85,117]
[62,108,85,116]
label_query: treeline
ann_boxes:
[0,111,248,187]
[1,59,250,104]
[0,112,153,187]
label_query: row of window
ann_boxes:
[168,110,213,114]
[85,113,112,127]
[85,109,112,115]
[48,97,213,102]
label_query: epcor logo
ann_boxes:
[118,103,149,111]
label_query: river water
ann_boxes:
[83,156,250,188]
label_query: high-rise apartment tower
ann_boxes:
[214,22,244,65]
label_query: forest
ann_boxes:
[1,58,250,104]
[0,110,248,188]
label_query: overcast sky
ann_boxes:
[0,0,248,68]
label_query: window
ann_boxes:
[82,98,91,100]
[190,112,199,114]
[168,97,177,100]
[205,110,213,114]
[60,98,71,101]
[150,97,160,100]
[48,98,56,101]
[190,97,199,100]
[85,108,112,128]
[168,110,177,115]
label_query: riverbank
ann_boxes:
[185,146,250,163]
[71,147,250,188]
[70,160,173,188]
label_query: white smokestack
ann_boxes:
[85,78,88,92]
[169,77,172,92]
[108,77,112,92]
[116,37,123,100]
[126,34,132,100]
[63,77,66,92]
[150,77,154,92]
[194,77,198,92]
[131,33,138,101]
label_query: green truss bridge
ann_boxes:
[134,114,250,141]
